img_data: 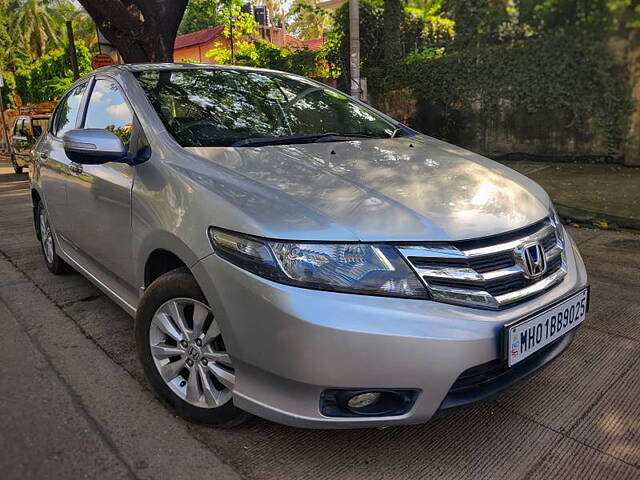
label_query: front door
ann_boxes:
[65,78,136,288]
[38,82,89,240]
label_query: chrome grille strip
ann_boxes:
[398,219,566,310]
[458,223,555,258]
[416,264,523,283]
[545,243,563,261]
[397,245,466,259]
[397,223,556,261]
[495,264,567,306]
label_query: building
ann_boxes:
[174,26,324,64]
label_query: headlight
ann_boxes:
[549,204,562,226]
[208,228,428,298]
[549,204,565,243]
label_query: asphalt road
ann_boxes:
[0,158,638,480]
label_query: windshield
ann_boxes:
[135,69,401,147]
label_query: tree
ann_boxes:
[0,0,16,109]
[179,0,224,35]
[61,4,99,52]
[383,0,402,65]
[206,0,258,64]
[263,0,285,28]
[15,44,92,103]
[8,0,70,61]
[77,0,188,62]
[288,0,332,39]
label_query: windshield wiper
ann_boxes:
[232,132,378,147]
[391,124,412,138]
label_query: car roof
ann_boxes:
[95,62,292,76]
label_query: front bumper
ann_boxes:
[191,235,588,428]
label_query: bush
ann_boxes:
[15,43,92,104]
[206,40,332,79]
[402,32,632,155]
[324,0,448,93]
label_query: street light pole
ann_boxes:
[349,0,361,100]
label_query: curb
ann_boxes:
[555,203,640,231]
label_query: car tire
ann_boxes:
[11,155,23,174]
[36,202,69,274]
[135,267,250,427]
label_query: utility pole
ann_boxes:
[348,0,361,100]
[66,21,80,80]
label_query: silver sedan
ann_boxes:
[30,64,588,428]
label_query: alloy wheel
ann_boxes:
[39,208,54,264]
[149,298,234,409]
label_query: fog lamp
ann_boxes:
[347,392,381,410]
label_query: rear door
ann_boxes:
[38,82,90,241]
[65,77,137,287]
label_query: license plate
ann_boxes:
[506,288,588,367]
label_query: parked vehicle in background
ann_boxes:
[30,64,589,429]
[11,114,50,173]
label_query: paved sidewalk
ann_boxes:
[0,298,132,479]
[500,161,640,229]
[0,260,243,480]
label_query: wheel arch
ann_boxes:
[31,188,42,238]
[138,231,204,291]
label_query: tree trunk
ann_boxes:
[383,0,402,66]
[78,0,188,63]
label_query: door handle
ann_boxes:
[69,163,83,175]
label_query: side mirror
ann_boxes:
[63,129,128,165]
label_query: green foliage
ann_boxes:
[204,0,331,79]
[220,0,259,39]
[15,43,92,104]
[324,0,441,92]
[179,0,224,35]
[443,0,640,48]
[383,0,403,65]
[288,0,332,40]
[403,32,632,155]
[207,38,332,78]
[404,46,444,64]
[319,0,635,156]
[0,0,16,107]
[8,0,75,60]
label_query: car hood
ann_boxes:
[187,135,550,242]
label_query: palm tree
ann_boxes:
[262,0,284,27]
[8,0,70,61]
[60,4,98,52]
[288,0,332,39]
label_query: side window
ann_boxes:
[32,119,47,138]
[84,79,134,148]
[52,83,88,138]
[13,119,24,136]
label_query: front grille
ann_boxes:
[397,217,567,309]
[438,329,577,411]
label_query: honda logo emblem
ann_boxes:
[519,242,547,278]
[188,346,200,361]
